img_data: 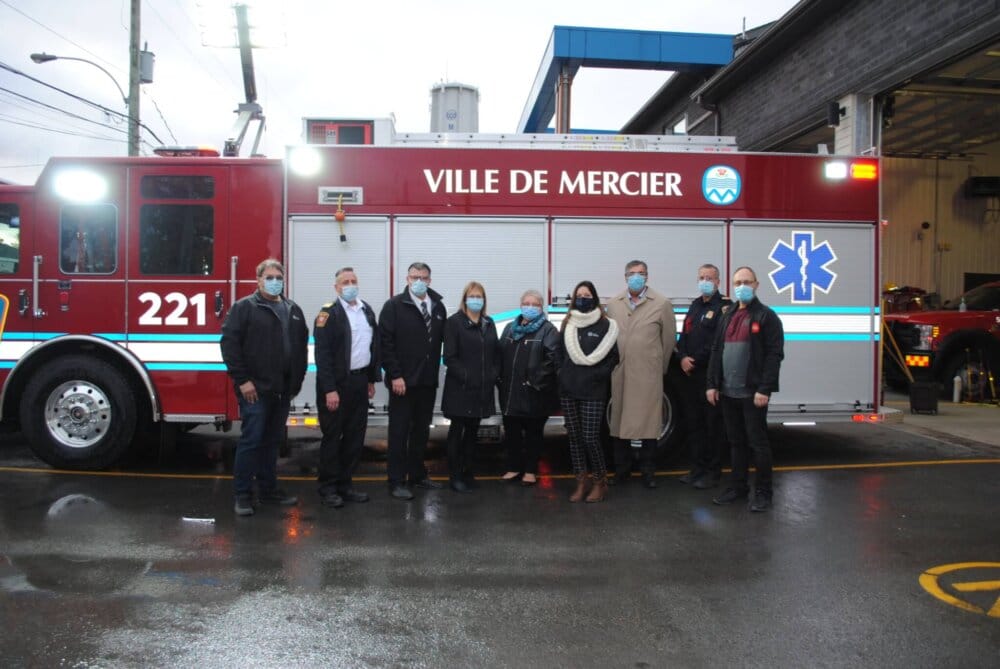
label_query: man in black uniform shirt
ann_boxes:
[314,267,380,508]
[676,263,731,489]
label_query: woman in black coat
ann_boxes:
[559,280,619,503]
[497,289,561,486]
[441,281,498,493]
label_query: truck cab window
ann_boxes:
[59,204,117,274]
[0,203,19,274]
[139,204,214,275]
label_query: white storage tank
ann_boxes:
[430,82,479,133]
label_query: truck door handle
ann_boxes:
[215,290,224,317]
[18,289,28,316]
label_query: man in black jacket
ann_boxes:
[379,262,447,500]
[706,266,784,512]
[314,267,381,508]
[676,263,731,490]
[220,259,309,516]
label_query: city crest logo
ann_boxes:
[702,165,741,205]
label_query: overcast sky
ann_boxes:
[0,0,796,185]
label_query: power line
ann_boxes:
[0,85,129,136]
[0,115,128,143]
[0,0,125,76]
[141,90,179,144]
[0,60,164,145]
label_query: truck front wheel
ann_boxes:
[20,356,137,470]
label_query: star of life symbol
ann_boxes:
[768,231,838,304]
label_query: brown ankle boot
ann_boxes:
[585,475,607,503]
[569,474,592,503]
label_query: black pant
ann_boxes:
[317,373,369,496]
[387,385,436,486]
[679,368,725,477]
[613,438,656,478]
[445,416,481,479]
[503,415,547,475]
[721,395,772,494]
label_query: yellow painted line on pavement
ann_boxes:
[919,562,1000,618]
[0,458,998,482]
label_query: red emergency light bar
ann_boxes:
[824,160,878,181]
[153,146,221,158]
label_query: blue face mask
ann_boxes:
[520,305,542,320]
[465,297,484,313]
[341,285,359,302]
[734,284,755,303]
[410,279,428,298]
[627,273,646,293]
[698,280,717,297]
[263,277,283,296]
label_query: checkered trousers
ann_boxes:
[560,397,607,477]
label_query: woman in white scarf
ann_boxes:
[558,281,620,503]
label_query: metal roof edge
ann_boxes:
[691,0,842,105]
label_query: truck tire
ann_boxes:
[940,346,1000,401]
[20,356,137,470]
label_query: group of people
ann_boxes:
[219,258,784,517]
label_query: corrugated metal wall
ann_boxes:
[882,143,1000,301]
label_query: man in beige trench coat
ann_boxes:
[606,259,677,488]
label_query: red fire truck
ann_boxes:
[0,133,886,469]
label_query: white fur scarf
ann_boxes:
[564,308,619,366]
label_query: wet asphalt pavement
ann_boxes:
[1,422,999,668]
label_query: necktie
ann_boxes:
[420,300,432,333]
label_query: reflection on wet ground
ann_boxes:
[1,423,999,667]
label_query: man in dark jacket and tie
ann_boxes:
[314,267,381,508]
[379,262,447,500]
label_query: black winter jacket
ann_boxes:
[220,291,309,396]
[498,318,561,417]
[558,316,619,401]
[379,288,447,388]
[676,291,732,369]
[313,298,381,398]
[441,312,499,418]
[706,297,784,397]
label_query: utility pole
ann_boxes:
[128,0,141,156]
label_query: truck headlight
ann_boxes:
[915,324,937,350]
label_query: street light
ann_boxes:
[30,49,154,156]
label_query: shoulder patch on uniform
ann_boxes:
[721,305,731,314]
[706,310,715,319]
[315,312,329,328]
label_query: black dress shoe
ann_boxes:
[678,471,701,485]
[713,487,749,505]
[414,478,443,490]
[320,493,344,508]
[234,495,254,516]
[390,485,414,500]
[693,475,721,490]
[338,490,369,503]
[259,488,298,505]
[749,490,773,512]
[450,478,471,494]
